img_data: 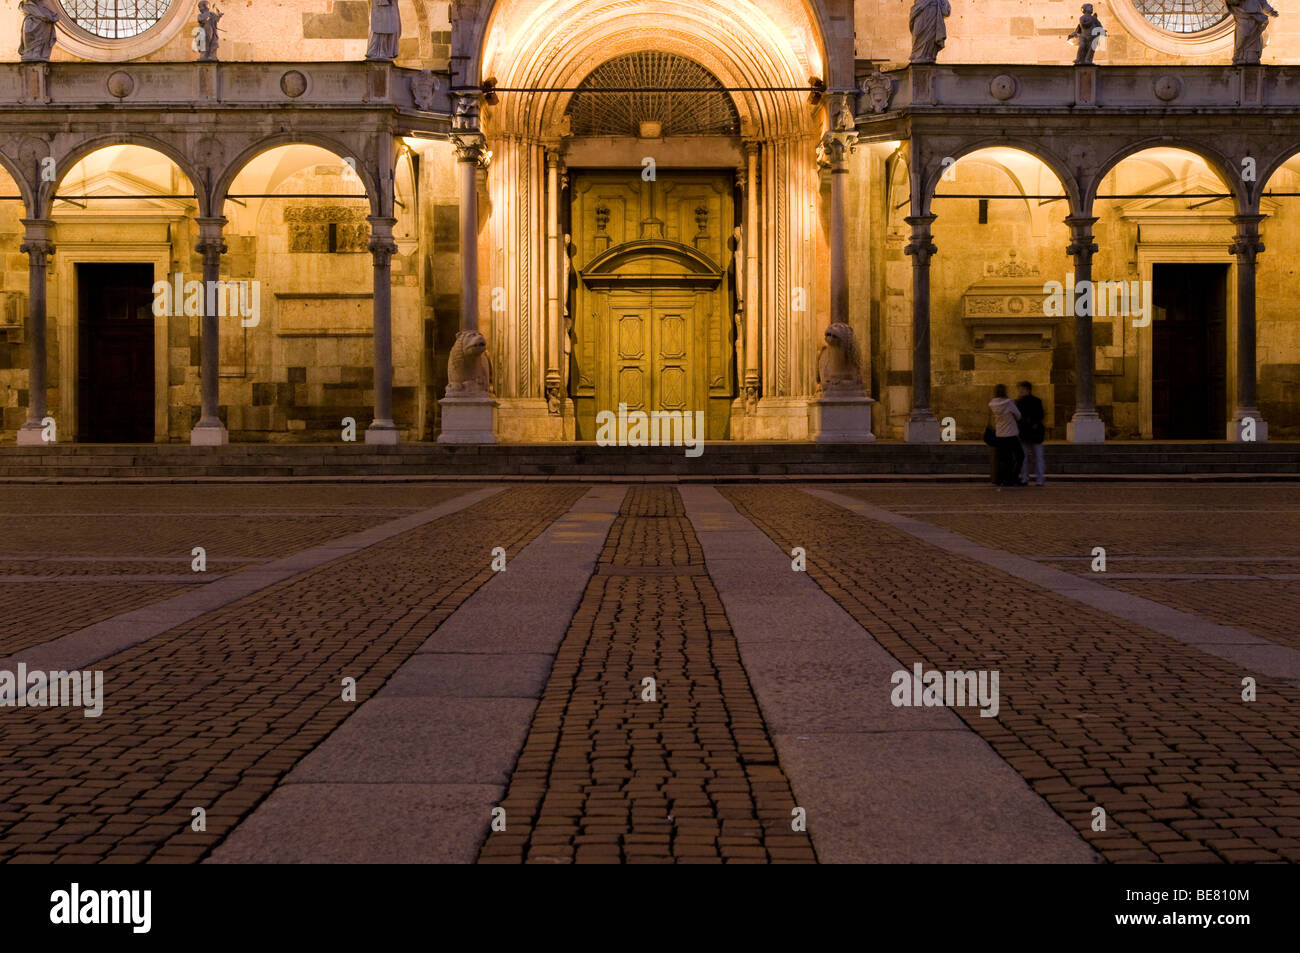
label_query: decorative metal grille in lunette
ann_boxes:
[566,52,741,137]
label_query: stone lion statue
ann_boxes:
[816,322,864,395]
[446,329,493,395]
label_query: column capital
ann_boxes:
[818,130,856,171]
[367,215,398,263]
[1230,213,1266,260]
[19,237,54,259]
[453,135,491,169]
[903,214,937,261]
[1064,215,1099,261]
[742,138,762,157]
[19,218,54,258]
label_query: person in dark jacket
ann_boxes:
[1015,381,1046,486]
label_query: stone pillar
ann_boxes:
[191,216,229,446]
[903,214,939,442]
[1229,214,1268,442]
[17,219,54,445]
[458,139,481,334]
[1065,215,1104,443]
[365,215,400,444]
[439,136,497,444]
[743,141,761,403]
[545,148,563,411]
[827,134,851,326]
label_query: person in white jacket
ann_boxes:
[988,384,1024,487]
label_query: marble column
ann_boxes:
[1229,213,1268,441]
[191,216,229,446]
[1065,215,1104,443]
[365,215,399,444]
[545,148,562,411]
[743,140,761,403]
[17,218,54,445]
[903,214,940,442]
[826,134,851,326]
[458,138,483,334]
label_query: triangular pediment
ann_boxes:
[52,169,196,215]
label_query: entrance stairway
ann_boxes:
[0,442,1297,480]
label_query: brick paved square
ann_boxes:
[0,480,1296,867]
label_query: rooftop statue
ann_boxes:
[196,2,223,62]
[1067,5,1105,66]
[18,0,59,63]
[909,0,951,65]
[1228,0,1278,66]
[366,0,401,61]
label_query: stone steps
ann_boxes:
[0,442,1296,479]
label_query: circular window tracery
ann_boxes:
[59,0,172,39]
[1131,0,1230,35]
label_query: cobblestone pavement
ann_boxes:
[0,485,580,862]
[479,487,815,864]
[0,485,471,656]
[847,484,1300,650]
[724,485,1300,863]
[2,481,1297,864]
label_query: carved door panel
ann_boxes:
[610,295,652,412]
[601,292,701,416]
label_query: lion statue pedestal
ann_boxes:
[807,322,876,443]
[437,329,498,444]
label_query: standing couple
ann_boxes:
[987,382,1046,487]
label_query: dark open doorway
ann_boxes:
[1151,263,1228,440]
[77,263,156,443]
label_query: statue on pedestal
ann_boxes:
[18,0,59,63]
[1067,5,1105,65]
[365,0,401,61]
[446,330,493,396]
[1227,0,1278,66]
[908,0,951,65]
[816,323,865,396]
[196,2,223,62]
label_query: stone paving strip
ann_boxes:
[1,486,500,672]
[1107,580,1300,652]
[478,486,816,865]
[208,486,625,864]
[722,486,1300,863]
[0,583,197,657]
[812,488,1300,682]
[679,486,1099,864]
[0,485,583,863]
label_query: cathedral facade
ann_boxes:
[1,0,1297,445]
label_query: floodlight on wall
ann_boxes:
[402,135,440,152]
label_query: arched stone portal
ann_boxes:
[459,0,842,441]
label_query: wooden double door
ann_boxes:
[604,289,704,416]
[569,170,735,440]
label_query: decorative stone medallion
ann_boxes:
[106,70,135,98]
[280,70,309,98]
[1153,75,1183,102]
[989,74,1018,102]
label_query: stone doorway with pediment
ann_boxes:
[569,169,735,440]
